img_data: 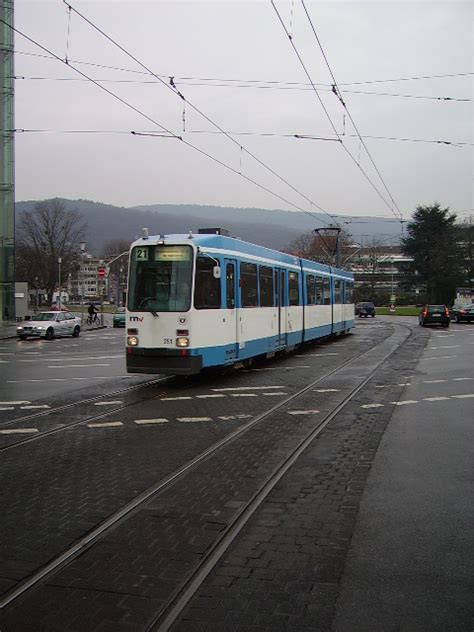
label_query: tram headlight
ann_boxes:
[127,335,139,346]
[176,337,189,347]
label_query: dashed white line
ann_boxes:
[263,392,287,396]
[94,401,123,406]
[452,393,474,399]
[361,403,384,409]
[20,405,51,410]
[423,397,450,402]
[87,421,123,428]
[212,386,282,392]
[453,377,474,381]
[0,400,31,405]
[288,409,320,415]
[313,388,340,393]
[0,428,38,435]
[195,394,226,399]
[177,417,212,422]
[424,379,446,383]
[161,396,193,401]
[230,393,257,397]
[0,407,14,411]
[48,364,111,368]
[391,400,418,406]
[134,418,169,425]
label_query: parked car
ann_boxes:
[453,304,474,323]
[113,307,126,328]
[355,302,376,318]
[17,311,81,340]
[419,305,450,327]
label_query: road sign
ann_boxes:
[98,267,106,279]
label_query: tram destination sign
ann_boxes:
[155,246,191,261]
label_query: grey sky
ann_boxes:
[13,1,474,223]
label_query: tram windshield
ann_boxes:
[128,245,193,312]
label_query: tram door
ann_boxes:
[275,268,287,348]
[224,259,239,361]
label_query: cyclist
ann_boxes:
[87,302,99,325]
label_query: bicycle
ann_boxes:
[86,313,100,326]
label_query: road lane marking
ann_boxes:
[161,396,193,401]
[452,393,474,399]
[313,388,340,393]
[423,397,450,402]
[0,428,38,434]
[453,377,474,381]
[47,364,111,368]
[424,379,446,383]
[134,419,169,425]
[0,400,31,405]
[20,405,51,409]
[0,407,14,411]
[94,401,123,406]
[212,386,281,391]
[87,421,123,428]
[195,394,226,399]
[230,393,257,397]
[391,400,418,405]
[47,355,122,361]
[288,409,320,415]
[178,417,212,422]
[263,392,287,396]
[361,403,384,409]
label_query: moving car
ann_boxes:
[355,301,376,318]
[419,305,450,328]
[453,304,474,323]
[17,311,81,340]
[113,307,126,328]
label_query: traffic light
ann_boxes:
[98,267,106,279]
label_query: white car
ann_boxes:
[17,311,81,340]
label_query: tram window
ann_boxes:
[241,262,258,307]
[315,276,323,305]
[226,263,235,309]
[334,279,342,304]
[195,256,221,309]
[289,272,300,306]
[322,277,331,305]
[259,266,274,307]
[345,282,354,304]
[306,274,315,305]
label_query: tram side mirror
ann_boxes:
[213,266,221,279]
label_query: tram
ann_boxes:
[126,228,354,375]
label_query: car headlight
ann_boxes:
[17,326,23,331]
[127,335,139,346]
[176,337,189,347]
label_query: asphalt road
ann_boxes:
[0,323,150,405]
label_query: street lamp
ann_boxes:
[58,257,62,310]
[79,242,86,324]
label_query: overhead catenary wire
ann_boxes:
[14,50,474,88]
[61,0,340,227]
[12,127,473,147]
[300,0,404,222]
[270,0,404,223]
[12,74,472,102]
[0,19,338,226]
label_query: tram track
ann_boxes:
[0,322,413,616]
[0,326,388,451]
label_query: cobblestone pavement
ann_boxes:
[0,322,423,630]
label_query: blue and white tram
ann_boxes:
[126,230,354,375]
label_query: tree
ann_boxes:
[102,238,132,258]
[401,203,463,304]
[16,198,87,303]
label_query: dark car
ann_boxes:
[113,307,126,328]
[355,302,376,318]
[453,304,474,323]
[419,305,450,327]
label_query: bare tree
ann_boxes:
[16,198,87,303]
[102,238,132,258]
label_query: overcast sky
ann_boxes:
[13,0,474,227]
